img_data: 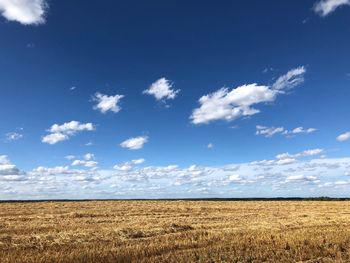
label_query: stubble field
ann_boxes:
[0,201,350,262]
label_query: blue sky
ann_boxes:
[0,0,350,199]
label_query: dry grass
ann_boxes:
[1,201,350,262]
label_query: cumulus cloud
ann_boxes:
[72,160,98,168]
[42,121,95,145]
[190,67,306,124]
[256,125,317,138]
[2,152,350,199]
[71,153,98,168]
[120,136,148,150]
[31,166,72,176]
[0,155,18,175]
[337,131,350,142]
[113,158,145,172]
[92,92,124,113]
[114,163,133,171]
[42,133,69,145]
[0,155,24,181]
[143,78,180,101]
[0,0,47,25]
[313,0,350,17]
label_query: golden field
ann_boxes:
[1,201,350,263]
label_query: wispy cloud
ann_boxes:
[207,143,214,149]
[5,132,23,142]
[313,0,350,17]
[256,125,317,138]
[256,126,285,138]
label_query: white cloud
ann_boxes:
[272,66,306,92]
[0,0,48,25]
[276,149,324,161]
[5,132,23,141]
[42,121,95,145]
[72,160,98,168]
[143,78,180,101]
[113,158,145,171]
[313,0,350,17]
[2,152,350,199]
[190,67,306,124]
[256,125,285,138]
[256,125,316,138]
[0,155,10,165]
[276,158,297,165]
[49,121,94,134]
[70,153,97,168]
[334,180,350,185]
[42,133,68,145]
[0,155,18,175]
[84,153,95,161]
[191,84,275,124]
[227,174,246,184]
[0,0,47,25]
[113,163,133,171]
[32,166,71,175]
[300,149,324,157]
[250,149,324,167]
[131,158,145,164]
[120,136,148,150]
[65,155,76,161]
[0,155,24,182]
[291,127,317,134]
[207,143,214,149]
[92,92,124,113]
[29,166,99,185]
[85,141,93,146]
[337,131,350,142]
[285,175,319,183]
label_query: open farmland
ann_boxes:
[1,201,350,262]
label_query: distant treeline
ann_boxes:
[0,197,349,203]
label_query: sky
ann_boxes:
[0,0,350,199]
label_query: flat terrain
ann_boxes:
[0,201,350,262]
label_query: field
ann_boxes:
[1,201,350,262]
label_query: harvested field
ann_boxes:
[0,201,350,262]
